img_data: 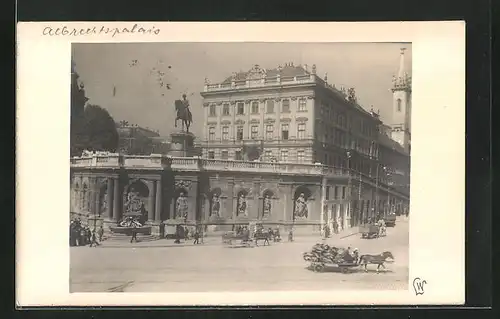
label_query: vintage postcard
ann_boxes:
[16,22,465,306]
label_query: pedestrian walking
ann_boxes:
[89,230,100,247]
[98,226,104,242]
[130,226,138,243]
[85,227,92,246]
[193,229,200,245]
[159,220,165,239]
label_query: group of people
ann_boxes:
[342,246,360,264]
[69,218,104,247]
[173,224,205,245]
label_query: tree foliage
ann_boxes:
[70,63,119,156]
[81,104,119,152]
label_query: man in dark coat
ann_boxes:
[130,225,138,243]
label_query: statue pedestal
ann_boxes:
[169,131,195,157]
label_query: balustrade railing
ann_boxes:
[70,154,406,197]
[203,74,316,92]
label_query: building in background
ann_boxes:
[116,121,160,155]
[200,50,411,178]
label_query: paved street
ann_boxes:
[70,217,408,292]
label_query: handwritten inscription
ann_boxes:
[43,24,160,37]
[412,277,427,295]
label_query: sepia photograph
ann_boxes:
[69,42,411,293]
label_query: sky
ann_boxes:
[72,42,412,138]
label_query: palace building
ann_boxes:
[69,49,411,236]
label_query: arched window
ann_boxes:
[397,98,402,112]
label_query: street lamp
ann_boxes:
[375,164,387,219]
[346,151,352,228]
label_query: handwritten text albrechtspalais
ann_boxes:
[42,24,161,37]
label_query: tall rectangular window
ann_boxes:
[236,126,244,140]
[342,186,346,199]
[222,126,229,140]
[221,150,229,159]
[251,125,259,139]
[208,151,215,159]
[297,123,306,139]
[281,123,289,140]
[280,150,288,162]
[334,186,339,199]
[266,100,275,113]
[298,98,307,111]
[208,127,215,141]
[235,150,242,160]
[282,99,290,113]
[297,150,305,163]
[209,105,216,116]
[222,103,230,116]
[237,102,244,115]
[265,150,272,161]
[251,102,259,114]
[266,125,274,140]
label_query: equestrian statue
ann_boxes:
[174,94,193,133]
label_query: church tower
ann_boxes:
[391,48,412,153]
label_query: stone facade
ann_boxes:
[70,155,410,234]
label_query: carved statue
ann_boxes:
[347,88,357,103]
[263,194,272,217]
[124,189,144,214]
[294,193,309,218]
[100,192,108,214]
[176,192,189,218]
[174,94,193,132]
[237,193,247,216]
[211,194,221,217]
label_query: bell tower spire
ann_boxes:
[390,47,412,153]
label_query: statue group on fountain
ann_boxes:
[118,189,146,227]
[294,193,309,219]
[174,94,193,133]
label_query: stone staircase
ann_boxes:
[102,233,160,243]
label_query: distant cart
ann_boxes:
[359,224,381,239]
[385,213,397,227]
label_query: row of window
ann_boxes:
[318,103,377,138]
[208,123,307,141]
[207,149,307,163]
[208,98,307,117]
[317,123,378,157]
[325,186,348,200]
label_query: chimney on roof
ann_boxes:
[312,64,317,74]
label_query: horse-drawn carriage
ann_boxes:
[303,243,395,273]
[221,223,281,247]
[222,230,253,247]
[303,244,360,273]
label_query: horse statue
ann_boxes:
[358,251,395,273]
[174,99,193,132]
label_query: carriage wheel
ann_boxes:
[314,264,324,272]
[341,267,349,274]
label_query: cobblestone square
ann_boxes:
[70,218,408,292]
